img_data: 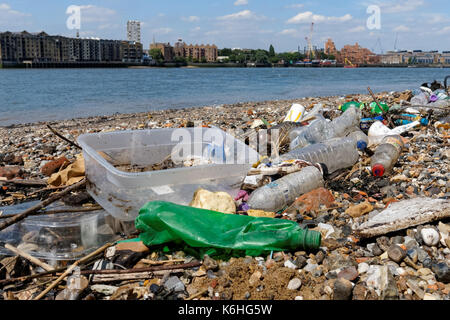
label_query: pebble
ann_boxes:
[421,228,440,247]
[432,262,450,284]
[358,262,369,274]
[287,278,302,290]
[333,278,353,300]
[90,284,119,296]
[249,271,262,286]
[203,255,218,271]
[388,244,407,263]
[294,256,307,269]
[164,276,185,293]
[337,266,359,281]
[284,260,298,270]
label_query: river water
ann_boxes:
[0,67,449,126]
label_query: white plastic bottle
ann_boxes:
[247,166,325,212]
[368,120,419,146]
[275,137,360,174]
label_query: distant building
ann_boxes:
[324,39,337,58]
[127,21,141,43]
[338,42,379,65]
[0,30,142,63]
[150,39,218,62]
[150,42,174,62]
[121,41,143,62]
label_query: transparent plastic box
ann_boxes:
[0,205,119,261]
[77,127,260,221]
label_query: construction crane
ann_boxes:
[305,22,315,60]
[394,33,399,52]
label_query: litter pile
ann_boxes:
[0,82,449,301]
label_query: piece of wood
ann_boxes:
[186,288,208,301]
[0,179,48,187]
[33,242,114,300]
[0,179,87,232]
[140,259,185,265]
[79,261,201,275]
[4,243,54,272]
[91,269,185,283]
[46,124,82,149]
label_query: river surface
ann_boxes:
[0,67,449,126]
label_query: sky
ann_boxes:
[0,0,449,53]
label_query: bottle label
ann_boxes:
[383,136,404,153]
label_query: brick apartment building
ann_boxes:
[324,38,380,65]
[150,40,218,62]
[0,31,143,63]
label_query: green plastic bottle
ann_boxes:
[135,201,322,256]
[369,102,389,115]
[339,101,362,112]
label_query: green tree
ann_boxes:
[149,48,164,63]
[269,45,275,57]
[201,57,207,63]
[174,56,187,63]
[219,48,233,56]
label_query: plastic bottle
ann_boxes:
[411,92,429,105]
[135,201,322,255]
[371,135,405,177]
[393,114,429,126]
[339,101,362,112]
[247,166,325,213]
[369,102,389,115]
[367,120,420,146]
[290,106,362,150]
[347,129,369,151]
[359,115,386,132]
[276,137,360,174]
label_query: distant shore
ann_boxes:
[2,61,450,69]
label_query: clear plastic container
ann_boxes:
[247,166,325,212]
[347,129,369,150]
[78,127,260,221]
[276,137,360,174]
[290,106,361,150]
[0,205,118,261]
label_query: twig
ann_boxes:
[367,87,386,117]
[78,261,201,275]
[0,179,48,187]
[186,288,208,301]
[3,243,54,272]
[0,179,87,232]
[33,242,115,300]
[46,124,82,150]
[0,266,67,286]
[140,259,185,265]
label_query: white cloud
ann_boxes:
[285,4,304,9]
[393,25,410,32]
[348,26,366,33]
[0,3,30,17]
[182,16,200,22]
[217,10,265,21]
[369,0,424,14]
[234,0,248,6]
[0,3,32,28]
[152,27,172,35]
[278,29,298,36]
[191,26,201,32]
[437,26,450,35]
[287,11,352,24]
[79,5,116,23]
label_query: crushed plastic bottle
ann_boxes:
[276,137,360,174]
[368,120,420,147]
[411,92,430,105]
[371,135,405,177]
[369,102,389,115]
[360,116,386,132]
[135,201,323,255]
[290,106,362,150]
[247,166,325,213]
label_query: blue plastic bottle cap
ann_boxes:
[420,118,429,126]
[357,141,367,151]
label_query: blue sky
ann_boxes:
[1,0,449,53]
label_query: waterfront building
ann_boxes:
[0,31,143,63]
[127,21,141,43]
[338,42,379,65]
[324,39,338,58]
[150,42,175,61]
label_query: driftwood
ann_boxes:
[0,179,48,187]
[33,242,115,300]
[0,179,87,232]
[46,124,82,149]
[3,243,54,272]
